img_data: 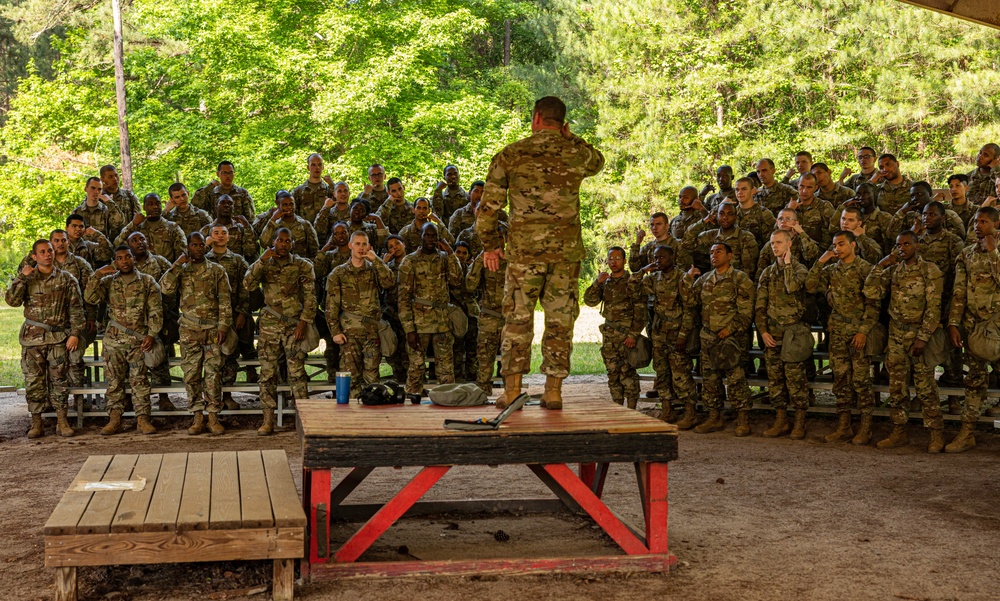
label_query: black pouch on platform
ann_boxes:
[359,380,420,405]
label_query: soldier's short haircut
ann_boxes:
[350,230,369,243]
[455,241,471,252]
[735,176,756,188]
[275,190,293,203]
[167,182,187,196]
[420,222,439,235]
[386,234,404,245]
[333,180,348,191]
[444,164,458,174]
[833,230,857,244]
[770,229,792,243]
[85,176,101,188]
[717,165,733,175]
[912,181,933,196]
[842,205,863,220]
[99,164,117,177]
[947,173,969,186]
[144,193,160,204]
[216,194,233,206]
[878,153,897,164]
[795,151,813,160]
[217,160,234,172]
[778,208,798,221]
[859,146,876,155]
[811,162,830,173]
[717,201,737,214]
[924,201,945,214]
[332,221,349,232]
[387,177,403,188]
[798,172,818,186]
[66,214,86,227]
[712,242,733,254]
[50,228,67,238]
[470,180,485,190]
[986,143,1000,155]
[275,227,293,239]
[746,172,761,186]
[350,200,370,214]
[758,158,776,169]
[413,197,431,209]
[533,96,567,125]
[32,239,51,254]
[650,212,668,223]
[368,163,384,173]
[655,244,674,256]
[976,206,999,221]
[114,245,131,255]
[680,185,699,197]
[856,182,878,199]
[607,246,626,259]
[896,230,918,244]
[307,153,323,164]
[210,223,229,234]
[187,231,205,244]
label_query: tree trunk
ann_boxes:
[112,0,133,189]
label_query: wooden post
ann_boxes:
[503,19,510,66]
[54,566,77,601]
[111,0,133,190]
[273,559,295,601]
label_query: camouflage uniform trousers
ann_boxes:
[651,329,697,403]
[257,322,309,410]
[501,261,580,377]
[961,352,989,423]
[384,316,409,383]
[339,334,381,398]
[885,324,942,428]
[406,332,455,395]
[103,338,151,416]
[22,344,69,414]
[476,314,504,393]
[221,317,257,386]
[178,327,223,413]
[828,325,875,415]
[600,328,639,404]
[762,343,809,410]
[699,333,751,411]
[315,312,341,383]
[452,316,478,382]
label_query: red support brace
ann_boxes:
[644,462,669,553]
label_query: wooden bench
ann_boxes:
[44,450,306,601]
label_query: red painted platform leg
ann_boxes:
[644,462,669,553]
[308,469,332,566]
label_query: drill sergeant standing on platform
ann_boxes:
[864,231,945,452]
[191,161,256,220]
[127,231,178,411]
[477,96,605,410]
[206,225,250,410]
[807,230,878,444]
[293,153,333,224]
[86,246,163,436]
[116,193,187,262]
[74,177,126,242]
[467,229,508,394]
[756,230,811,440]
[159,232,232,436]
[260,191,320,260]
[245,228,317,435]
[7,240,84,438]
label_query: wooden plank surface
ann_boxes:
[237,451,274,528]
[44,455,113,535]
[261,450,307,528]
[210,451,241,529]
[176,452,212,531]
[75,454,139,535]
[143,453,188,532]
[111,454,162,533]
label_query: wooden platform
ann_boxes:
[298,394,678,579]
[44,451,306,601]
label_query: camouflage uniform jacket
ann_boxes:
[917,229,963,293]
[199,219,259,261]
[165,205,212,236]
[669,209,705,241]
[104,187,142,220]
[448,203,477,239]
[399,219,455,253]
[629,237,682,274]
[948,200,976,232]
[397,250,463,334]
[73,200,126,242]
[966,167,994,207]
[830,203,894,252]
[640,267,685,332]
[326,258,395,337]
[259,215,320,259]
[754,259,809,334]
[863,257,942,341]
[886,206,966,243]
[815,183,854,207]
[682,224,759,279]
[793,198,836,249]
[450,261,480,318]
[432,185,469,222]
[755,182,797,215]
[736,203,776,245]
[704,188,737,214]
[806,257,878,334]
[583,273,645,338]
[116,218,186,263]
[17,253,97,321]
[314,204,352,246]
[381,256,404,322]
[375,200,415,236]
[292,179,332,225]
[681,267,755,340]
[478,129,605,262]
[206,249,250,317]
[876,175,913,214]
[358,188,390,213]
[757,233,819,274]
[134,252,177,318]
[467,253,507,317]
[191,184,255,220]
[313,248,352,306]
[844,170,877,191]
[457,226,485,260]
[6,267,85,346]
[949,244,1000,328]
[69,231,113,266]
[347,221,387,253]
[159,260,233,333]
[251,208,277,238]
[84,271,163,345]
[244,254,318,326]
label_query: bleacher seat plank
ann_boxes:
[176,452,212,532]
[111,454,163,534]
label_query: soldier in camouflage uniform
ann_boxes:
[165,183,212,235]
[244,228,318,435]
[807,231,879,444]
[206,225,250,410]
[259,191,320,259]
[456,223,486,260]
[381,235,409,382]
[873,154,913,215]
[757,209,820,273]
[630,212,681,273]
[754,158,798,215]
[326,231,396,397]
[398,197,455,251]
[864,231,945,452]
[681,202,759,279]
[358,164,390,213]
[292,153,333,224]
[756,230,811,439]
[467,232,507,394]
[314,222,352,383]
[812,163,855,207]
[946,173,975,230]
[159,232,232,436]
[886,182,966,243]
[477,97,605,409]
[65,214,113,267]
[127,231,177,411]
[945,207,1000,452]
[681,243,755,434]
[74,176,126,242]
[116,194,187,262]
[639,246,698,425]
[831,183,894,254]
[6,240,84,438]
[965,144,998,207]
[48,231,97,408]
[314,181,353,246]
[432,165,469,223]
[703,166,737,214]
[782,151,813,189]
[191,161,256,220]
[448,180,484,239]
[345,201,388,254]
[788,173,836,249]
[376,178,416,235]
[733,176,776,244]
[584,247,645,408]
[99,164,142,220]
[668,187,706,241]
[451,242,479,381]
[85,247,163,435]
[842,146,878,191]
[200,195,259,261]
[398,223,464,395]
[836,206,882,263]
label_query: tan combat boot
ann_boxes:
[157,394,177,412]
[188,412,206,435]
[55,410,75,437]
[789,409,807,440]
[658,402,679,423]
[945,422,976,453]
[851,415,873,445]
[675,403,699,430]
[207,413,225,436]
[734,410,751,437]
[947,397,962,415]
[100,409,123,436]
[823,412,854,443]
[540,376,563,410]
[137,415,157,435]
[876,424,909,450]
[27,414,44,439]
[927,428,945,453]
[762,409,791,438]
[496,374,523,410]
[223,392,240,411]
[258,408,275,437]
[693,409,724,434]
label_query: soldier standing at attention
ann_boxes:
[358,164,390,212]
[681,242,755,434]
[164,183,212,236]
[259,191,320,259]
[467,229,508,394]
[477,96,605,409]
[398,223,464,395]
[756,230,811,439]
[375,177,416,235]
[86,246,163,436]
[127,231,178,411]
[292,153,333,224]
[432,165,469,223]
[381,235,409,383]
[74,176,126,242]
[99,164,142,219]
[159,232,232,436]
[191,161,255,220]
[116,193,187,262]
[244,228,317,436]
[327,231,396,398]
[206,225,250,410]
[200,195,259,261]
[864,231,944,452]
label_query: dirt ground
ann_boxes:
[1,377,999,601]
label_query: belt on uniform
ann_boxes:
[263,305,299,324]
[602,320,632,336]
[179,312,218,327]
[107,319,146,338]
[341,310,380,325]
[479,307,503,319]
[23,318,68,333]
[414,297,449,310]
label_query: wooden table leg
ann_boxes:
[273,558,295,601]
[644,462,669,554]
[54,566,76,601]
